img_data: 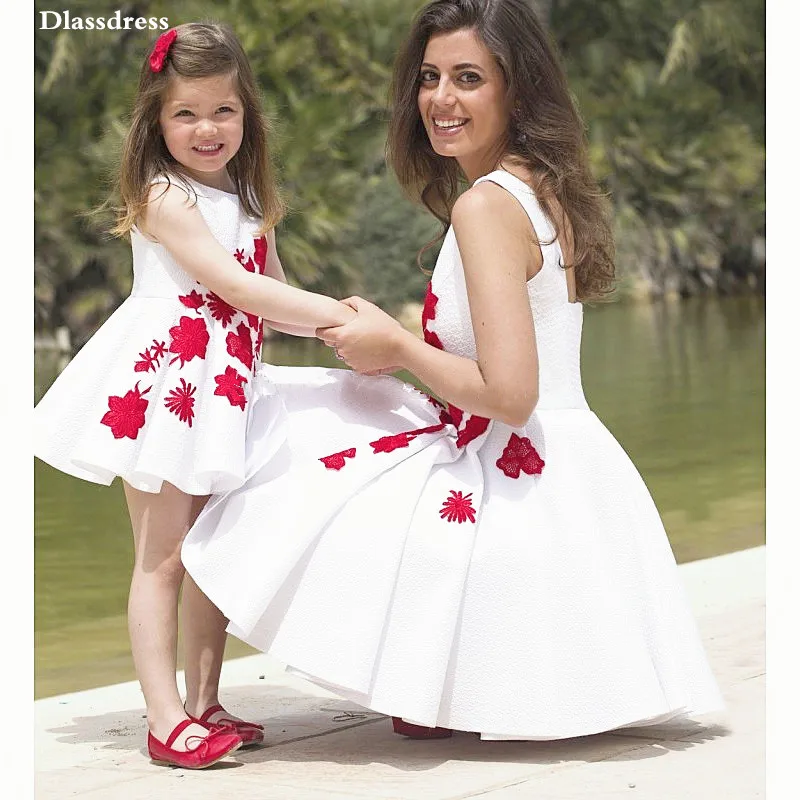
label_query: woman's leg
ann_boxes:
[123,480,212,750]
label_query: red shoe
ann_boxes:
[148,719,242,768]
[188,703,265,748]
[391,716,453,739]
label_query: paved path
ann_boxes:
[31,546,764,799]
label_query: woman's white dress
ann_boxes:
[181,170,724,739]
[34,176,270,495]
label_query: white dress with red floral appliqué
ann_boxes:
[34,176,284,495]
[181,170,724,738]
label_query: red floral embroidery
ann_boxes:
[134,349,158,373]
[206,292,238,328]
[496,433,545,478]
[226,322,254,369]
[179,290,205,310]
[253,236,268,274]
[422,282,438,328]
[439,490,476,524]
[370,423,445,454]
[255,320,264,357]
[164,378,197,427]
[421,285,444,349]
[214,366,248,410]
[134,339,168,373]
[245,311,260,329]
[456,414,491,448]
[101,382,151,439]
[320,447,356,470]
[168,316,209,367]
[234,248,246,264]
[243,257,257,274]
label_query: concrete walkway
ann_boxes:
[33,546,764,799]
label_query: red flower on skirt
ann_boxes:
[320,447,356,470]
[253,236,268,274]
[179,290,205,310]
[234,249,245,264]
[214,366,248,410]
[101,382,151,439]
[206,292,238,328]
[439,490,477,524]
[164,378,197,427]
[226,322,254,369]
[370,423,445,454]
[168,316,209,366]
[496,433,545,478]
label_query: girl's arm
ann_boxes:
[142,184,354,328]
[258,229,318,337]
[320,182,540,427]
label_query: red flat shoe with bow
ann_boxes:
[391,716,453,739]
[148,719,242,768]
[188,703,265,748]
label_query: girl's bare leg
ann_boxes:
[181,574,237,720]
[123,480,212,750]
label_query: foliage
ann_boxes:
[34,0,765,345]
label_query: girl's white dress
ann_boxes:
[34,176,272,495]
[181,170,724,739]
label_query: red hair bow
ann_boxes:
[149,28,177,73]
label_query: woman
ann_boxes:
[181,0,723,740]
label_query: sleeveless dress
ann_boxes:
[34,176,275,496]
[181,170,724,739]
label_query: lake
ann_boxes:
[34,294,765,698]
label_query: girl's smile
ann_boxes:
[159,73,244,190]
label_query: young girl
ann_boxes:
[34,22,355,768]
[182,0,724,740]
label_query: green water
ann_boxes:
[34,295,765,698]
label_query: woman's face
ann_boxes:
[417,28,510,180]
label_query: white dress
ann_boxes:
[181,170,724,739]
[34,176,271,495]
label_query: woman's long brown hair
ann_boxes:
[387,0,615,301]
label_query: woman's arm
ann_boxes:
[142,184,355,329]
[321,182,540,427]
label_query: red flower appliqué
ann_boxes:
[101,382,151,440]
[439,490,477,524]
[133,339,168,374]
[179,290,205,310]
[164,378,197,427]
[320,447,356,470]
[496,433,545,478]
[370,423,445,454]
[226,322,254,369]
[168,316,209,367]
[421,282,444,350]
[253,236,268,274]
[206,292,238,328]
[214,366,248,410]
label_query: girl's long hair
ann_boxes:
[111,21,284,237]
[387,0,615,301]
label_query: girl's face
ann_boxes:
[159,73,244,190]
[417,28,510,182]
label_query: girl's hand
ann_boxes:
[317,296,406,374]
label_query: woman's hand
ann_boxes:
[317,296,407,374]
